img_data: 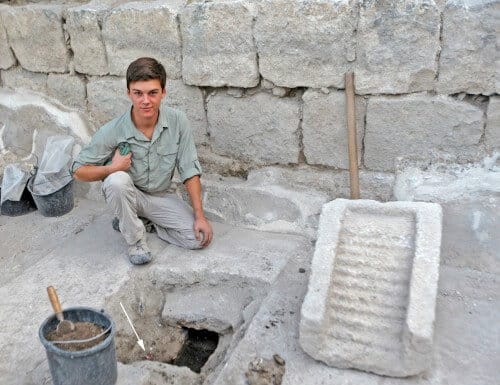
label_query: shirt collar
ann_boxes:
[124,106,169,142]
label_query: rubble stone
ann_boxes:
[102,1,181,77]
[302,90,366,169]
[207,92,300,164]
[486,96,500,150]
[47,74,86,110]
[355,0,440,94]
[1,5,68,73]
[437,0,497,95]
[181,1,258,87]
[365,95,484,171]
[254,0,356,88]
[300,199,442,376]
[1,67,47,94]
[165,79,207,145]
[65,4,108,76]
[86,77,129,129]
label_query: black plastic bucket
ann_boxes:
[0,185,37,216]
[39,307,117,385]
[28,177,74,217]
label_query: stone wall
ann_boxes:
[0,0,498,235]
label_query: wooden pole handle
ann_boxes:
[47,286,63,321]
[345,72,360,199]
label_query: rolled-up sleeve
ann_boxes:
[70,126,116,174]
[176,111,202,182]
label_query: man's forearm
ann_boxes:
[184,175,205,219]
[73,164,116,182]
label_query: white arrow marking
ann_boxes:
[119,302,145,351]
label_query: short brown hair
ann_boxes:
[126,57,166,90]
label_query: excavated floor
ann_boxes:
[0,197,497,385]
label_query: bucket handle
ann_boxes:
[50,325,112,345]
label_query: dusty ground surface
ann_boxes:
[0,197,498,385]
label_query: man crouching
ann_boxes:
[72,57,213,264]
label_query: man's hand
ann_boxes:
[111,148,132,172]
[194,216,213,248]
[73,149,132,182]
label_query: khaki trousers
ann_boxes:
[102,171,202,250]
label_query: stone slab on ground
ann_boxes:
[199,173,328,238]
[300,199,442,377]
[161,283,261,334]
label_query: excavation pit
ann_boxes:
[173,328,220,373]
[107,270,269,382]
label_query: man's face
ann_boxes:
[127,79,166,120]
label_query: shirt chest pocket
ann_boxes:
[156,143,178,175]
[129,145,149,174]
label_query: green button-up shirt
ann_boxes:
[72,106,202,193]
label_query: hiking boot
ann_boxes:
[128,238,152,265]
[112,217,155,233]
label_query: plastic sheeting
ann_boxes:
[32,135,74,196]
[1,163,30,204]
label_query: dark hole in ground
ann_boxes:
[173,328,219,373]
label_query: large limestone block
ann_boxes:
[254,0,356,88]
[65,5,108,76]
[0,12,15,70]
[207,92,300,164]
[1,67,47,94]
[87,77,129,128]
[355,0,440,94]
[102,1,181,77]
[437,0,497,95]
[486,97,500,150]
[47,74,86,110]
[161,281,266,334]
[165,79,207,145]
[302,89,366,169]
[181,1,258,87]
[1,5,68,73]
[300,199,442,376]
[364,95,484,171]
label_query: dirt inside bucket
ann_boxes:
[46,321,108,351]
